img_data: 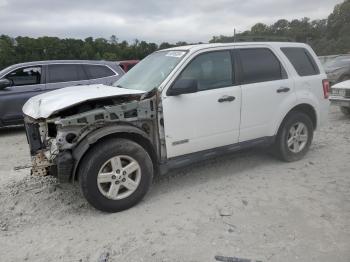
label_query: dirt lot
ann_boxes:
[0,105,349,262]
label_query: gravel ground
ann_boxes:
[0,105,349,262]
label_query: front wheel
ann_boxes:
[273,112,314,162]
[78,138,154,212]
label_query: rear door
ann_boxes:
[237,46,296,141]
[0,65,45,125]
[45,63,90,91]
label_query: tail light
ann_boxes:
[322,79,330,99]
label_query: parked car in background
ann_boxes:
[318,54,339,66]
[324,55,350,85]
[329,80,350,115]
[23,42,329,212]
[0,60,124,127]
[118,60,139,72]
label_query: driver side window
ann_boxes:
[177,51,233,91]
[5,66,42,86]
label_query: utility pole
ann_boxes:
[233,28,236,42]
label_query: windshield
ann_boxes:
[325,56,350,68]
[113,50,187,91]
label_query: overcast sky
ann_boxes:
[0,0,343,43]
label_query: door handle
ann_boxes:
[276,87,290,93]
[218,95,235,103]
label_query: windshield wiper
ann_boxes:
[140,87,157,100]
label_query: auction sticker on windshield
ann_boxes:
[165,51,186,58]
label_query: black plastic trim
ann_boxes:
[24,122,44,155]
[56,151,74,183]
[159,136,275,174]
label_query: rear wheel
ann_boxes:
[340,106,350,116]
[273,112,313,162]
[78,138,153,212]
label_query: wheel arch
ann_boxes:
[276,103,317,135]
[71,124,157,182]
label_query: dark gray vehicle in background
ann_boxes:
[0,60,124,127]
[324,55,350,85]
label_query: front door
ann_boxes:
[0,65,45,125]
[162,50,242,158]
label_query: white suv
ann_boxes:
[23,42,330,212]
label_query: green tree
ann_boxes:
[251,23,269,35]
[209,0,350,55]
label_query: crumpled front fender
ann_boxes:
[71,123,151,181]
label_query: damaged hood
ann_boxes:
[23,84,145,119]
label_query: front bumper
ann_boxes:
[329,96,350,107]
[24,120,51,176]
[24,118,73,182]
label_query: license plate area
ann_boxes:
[331,89,346,97]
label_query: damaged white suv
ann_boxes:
[23,43,329,212]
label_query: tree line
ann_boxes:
[1,0,349,70]
[211,0,350,56]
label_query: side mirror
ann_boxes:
[0,79,12,90]
[167,78,198,96]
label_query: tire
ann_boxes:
[78,138,154,212]
[340,106,350,115]
[273,112,314,162]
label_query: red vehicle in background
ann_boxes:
[118,60,139,72]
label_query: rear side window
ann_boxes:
[47,64,87,83]
[84,64,115,79]
[281,47,319,76]
[6,66,41,86]
[239,48,285,84]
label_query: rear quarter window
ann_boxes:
[84,64,115,79]
[281,47,320,76]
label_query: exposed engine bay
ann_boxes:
[24,89,165,182]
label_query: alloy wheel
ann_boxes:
[287,122,308,153]
[97,155,141,200]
